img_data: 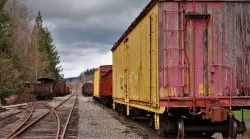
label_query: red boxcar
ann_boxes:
[93,65,112,106]
[82,83,94,96]
[66,86,71,94]
[34,78,54,100]
[100,69,112,97]
[54,81,68,96]
[99,65,112,77]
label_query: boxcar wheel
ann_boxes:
[177,118,184,139]
[149,116,154,127]
[119,105,126,115]
[222,116,238,139]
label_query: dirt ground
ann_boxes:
[77,94,250,139]
[77,95,141,138]
[4,91,36,105]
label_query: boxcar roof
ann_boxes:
[99,65,112,68]
[37,78,54,82]
[101,69,112,78]
[111,0,250,51]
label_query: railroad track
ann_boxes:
[2,94,77,139]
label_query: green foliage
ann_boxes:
[83,68,96,76]
[0,55,23,96]
[0,2,63,103]
[77,68,96,82]
[233,110,250,121]
[0,1,12,55]
[78,68,96,78]
[0,0,21,100]
[33,11,63,82]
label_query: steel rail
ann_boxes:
[44,103,60,139]
[60,94,77,139]
[5,102,34,139]
[7,94,75,139]
[7,103,51,139]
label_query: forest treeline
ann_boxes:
[0,0,63,100]
[77,68,96,83]
[82,68,96,76]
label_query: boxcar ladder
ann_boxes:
[163,5,189,96]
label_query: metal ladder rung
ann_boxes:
[164,48,184,50]
[164,8,186,89]
[165,10,185,13]
[165,67,188,69]
[165,29,184,31]
[166,85,185,87]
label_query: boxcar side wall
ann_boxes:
[100,70,112,97]
[82,83,94,96]
[113,4,161,111]
[93,69,100,97]
[158,1,250,107]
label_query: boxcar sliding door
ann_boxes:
[186,14,210,97]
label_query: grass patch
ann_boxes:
[247,129,250,134]
[233,110,250,121]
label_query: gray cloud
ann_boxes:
[21,0,150,77]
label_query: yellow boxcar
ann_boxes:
[112,1,163,126]
[93,68,100,98]
[112,0,250,137]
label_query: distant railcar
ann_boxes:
[82,83,94,96]
[66,86,71,94]
[111,0,250,138]
[34,78,54,100]
[100,69,112,106]
[93,65,112,102]
[54,81,69,96]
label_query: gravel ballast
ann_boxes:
[77,94,140,138]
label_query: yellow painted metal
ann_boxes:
[154,113,160,130]
[112,3,162,130]
[112,4,159,112]
[113,100,165,114]
[93,68,100,97]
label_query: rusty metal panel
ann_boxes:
[113,4,159,108]
[82,83,93,96]
[54,81,66,95]
[99,65,112,76]
[158,1,250,106]
[34,83,53,94]
[66,86,70,94]
[100,70,112,97]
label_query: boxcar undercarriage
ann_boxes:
[36,92,54,100]
[113,100,248,138]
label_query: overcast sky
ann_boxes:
[21,0,150,78]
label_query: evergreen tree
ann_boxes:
[43,27,63,81]
[33,11,63,82]
[0,0,12,55]
[32,11,50,79]
[0,0,22,103]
